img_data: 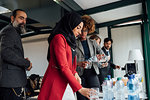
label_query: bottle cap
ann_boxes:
[104,78,108,80]
[141,77,143,82]
[117,77,122,80]
[107,75,111,80]
[132,74,135,79]
[128,74,134,79]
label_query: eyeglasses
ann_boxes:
[81,29,88,33]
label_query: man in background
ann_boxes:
[0,9,32,100]
[98,38,120,91]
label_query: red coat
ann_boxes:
[38,34,82,100]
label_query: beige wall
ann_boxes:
[22,34,49,76]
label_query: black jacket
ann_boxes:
[0,24,30,87]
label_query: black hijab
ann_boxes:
[47,12,83,61]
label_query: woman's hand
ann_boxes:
[74,73,81,84]
[77,61,89,68]
[78,87,91,99]
[96,54,103,61]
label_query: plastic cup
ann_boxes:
[90,88,99,100]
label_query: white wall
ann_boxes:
[111,25,146,92]
[98,27,108,46]
[22,38,49,76]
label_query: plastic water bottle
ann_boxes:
[107,75,114,100]
[98,53,107,68]
[102,77,114,100]
[127,75,140,100]
[127,75,135,100]
[115,77,125,100]
[107,75,113,88]
[102,78,108,100]
[135,74,143,94]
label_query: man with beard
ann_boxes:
[98,38,120,91]
[0,9,32,100]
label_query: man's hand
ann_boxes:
[115,65,120,69]
[27,63,32,71]
[25,57,32,71]
[25,57,29,61]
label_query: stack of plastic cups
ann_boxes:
[86,56,98,69]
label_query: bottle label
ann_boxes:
[129,84,134,90]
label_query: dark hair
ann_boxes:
[89,34,101,43]
[47,12,83,61]
[104,38,113,43]
[11,9,26,18]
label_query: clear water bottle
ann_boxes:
[102,77,114,100]
[127,75,140,100]
[98,53,107,68]
[107,75,113,88]
[115,77,125,100]
[88,56,98,62]
[107,75,114,100]
[102,78,108,100]
[127,75,135,92]
[85,56,98,69]
[135,74,143,94]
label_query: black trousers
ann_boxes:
[0,87,23,100]
[76,67,100,100]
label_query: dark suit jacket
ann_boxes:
[76,38,102,76]
[99,46,116,84]
[0,24,30,88]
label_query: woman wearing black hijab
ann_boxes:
[38,12,91,100]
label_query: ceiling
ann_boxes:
[0,0,144,38]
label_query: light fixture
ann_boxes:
[0,6,11,14]
[128,49,144,73]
